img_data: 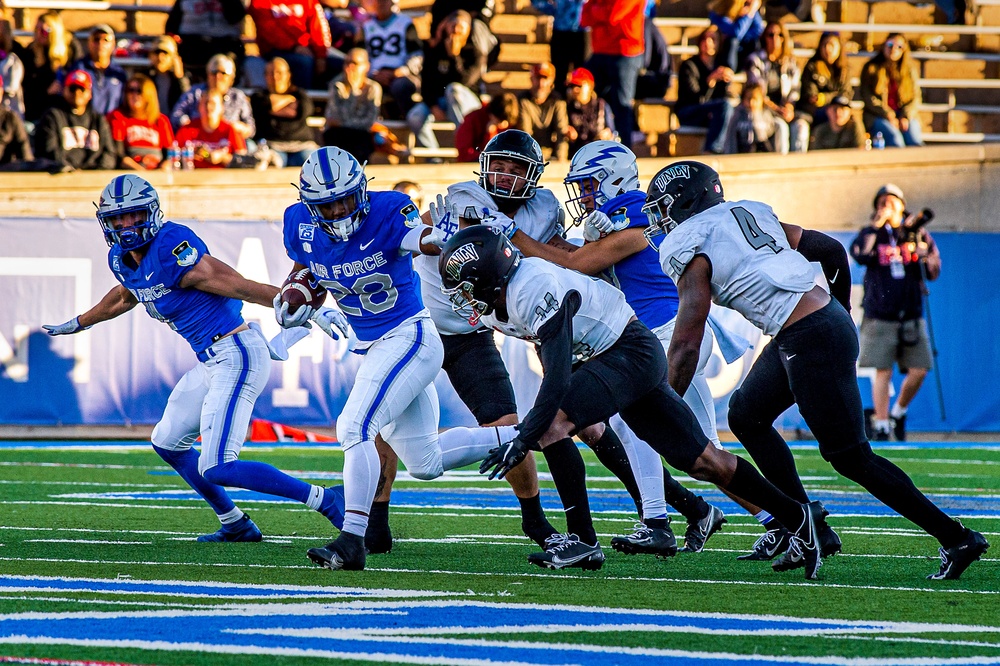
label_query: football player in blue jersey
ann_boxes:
[43,174,348,543]
[277,147,522,572]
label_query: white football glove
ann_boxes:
[479,208,518,239]
[428,193,460,243]
[273,292,315,329]
[311,306,349,340]
[422,225,448,248]
[42,316,90,336]
[582,214,606,242]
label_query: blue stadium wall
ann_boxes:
[1,217,998,432]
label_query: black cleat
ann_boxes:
[307,531,366,571]
[891,414,907,442]
[365,526,393,555]
[772,501,823,580]
[522,518,559,549]
[928,529,989,581]
[816,504,842,558]
[737,526,791,561]
[611,522,678,557]
[681,505,726,553]
[527,533,605,570]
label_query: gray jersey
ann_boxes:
[658,200,816,336]
[416,182,566,335]
[482,257,635,361]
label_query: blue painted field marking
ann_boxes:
[2,594,999,665]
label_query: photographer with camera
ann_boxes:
[850,183,941,441]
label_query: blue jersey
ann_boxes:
[600,190,679,330]
[109,222,243,354]
[283,190,424,342]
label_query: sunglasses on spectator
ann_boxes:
[209,69,234,76]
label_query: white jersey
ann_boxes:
[363,13,413,71]
[658,200,815,336]
[482,257,635,361]
[416,181,566,335]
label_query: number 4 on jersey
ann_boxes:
[733,206,782,254]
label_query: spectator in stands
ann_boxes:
[0,20,25,118]
[0,90,32,164]
[564,67,614,157]
[170,54,255,141]
[34,70,116,171]
[723,82,775,153]
[147,35,190,116]
[531,0,588,95]
[71,25,128,116]
[810,95,866,150]
[393,179,423,209]
[251,57,318,167]
[456,92,519,162]
[247,0,333,89]
[519,62,569,161]
[861,34,924,148]
[746,21,806,153]
[797,31,852,127]
[675,25,733,155]
[634,13,671,100]
[323,47,406,162]
[407,9,499,149]
[324,0,366,52]
[709,0,763,72]
[430,0,493,35]
[175,89,247,167]
[360,0,423,120]
[22,11,84,123]
[108,73,175,170]
[581,0,645,147]
[165,0,247,79]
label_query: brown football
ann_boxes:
[280,269,328,314]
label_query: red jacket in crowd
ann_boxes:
[247,0,332,60]
[580,0,645,58]
[456,105,503,163]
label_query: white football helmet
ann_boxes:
[298,147,370,241]
[96,174,164,251]
[563,141,640,226]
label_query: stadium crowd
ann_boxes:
[0,0,952,171]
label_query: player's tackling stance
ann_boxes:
[44,174,345,542]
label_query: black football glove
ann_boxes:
[479,436,529,480]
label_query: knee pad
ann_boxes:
[150,415,193,452]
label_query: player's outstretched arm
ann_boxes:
[513,228,647,276]
[179,254,279,307]
[43,285,139,335]
[668,256,712,397]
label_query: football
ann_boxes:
[280,268,328,314]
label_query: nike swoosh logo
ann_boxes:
[145,272,154,280]
[786,354,797,360]
[764,540,783,557]
[830,269,839,284]
[360,239,374,250]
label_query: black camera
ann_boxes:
[897,208,934,243]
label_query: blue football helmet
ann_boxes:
[563,141,639,226]
[96,174,164,251]
[298,147,370,241]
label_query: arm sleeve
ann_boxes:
[516,289,581,447]
[796,229,852,312]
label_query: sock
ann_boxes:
[202,460,312,504]
[305,485,325,511]
[440,425,519,470]
[517,493,547,525]
[662,471,710,522]
[890,403,908,419]
[610,414,667,520]
[217,507,245,525]
[587,425,643,515]
[874,418,891,433]
[542,438,598,545]
[754,510,776,527]
[341,441,380,537]
[723,457,806,533]
[829,445,967,548]
[152,445,237,517]
[368,500,390,532]
[644,517,668,530]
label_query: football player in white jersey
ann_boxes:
[439,226,826,576]
[360,0,423,118]
[645,161,988,581]
[277,147,522,571]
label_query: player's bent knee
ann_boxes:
[201,460,238,486]
[687,447,727,483]
[577,422,605,446]
[393,435,444,480]
[825,441,873,480]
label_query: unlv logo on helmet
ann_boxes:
[652,164,692,193]
[444,243,479,282]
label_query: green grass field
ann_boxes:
[0,441,997,665]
